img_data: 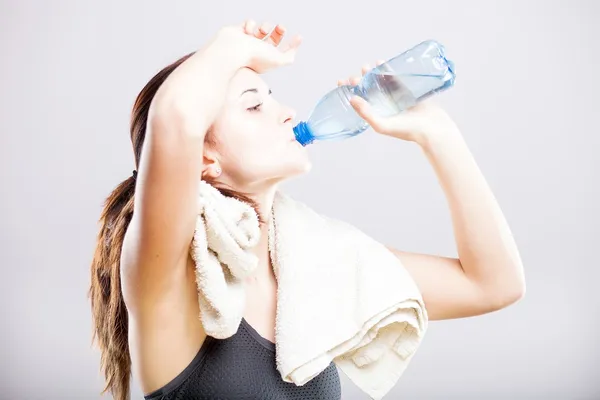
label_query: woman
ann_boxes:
[89,20,526,400]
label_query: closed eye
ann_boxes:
[248,103,263,112]
[245,89,271,112]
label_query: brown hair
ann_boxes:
[88,52,260,400]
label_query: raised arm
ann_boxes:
[341,64,525,321]
[121,22,301,308]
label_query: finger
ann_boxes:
[361,64,373,76]
[257,22,274,39]
[271,35,302,67]
[268,24,286,46]
[376,59,386,66]
[349,75,362,86]
[279,34,302,52]
[337,79,350,87]
[244,20,256,34]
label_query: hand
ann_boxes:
[338,61,461,146]
[213,20,302,74]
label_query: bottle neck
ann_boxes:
[293,121,314,146]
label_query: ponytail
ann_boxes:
[88,175,136,400]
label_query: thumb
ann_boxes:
[253,38,299,72]
[349,96,390,134]
[275,35,302,65]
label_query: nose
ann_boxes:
[281,105,296,124]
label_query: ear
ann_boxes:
[202,148,222,179]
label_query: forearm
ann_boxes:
[149,41,246,138]
[419,131,526,298]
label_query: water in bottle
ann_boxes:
[293,40,456,146]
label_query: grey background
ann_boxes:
[1,0,598,399]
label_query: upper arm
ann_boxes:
[387,248,510,321]
[121,113,205,309]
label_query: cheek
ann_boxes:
[218,114,277,154]
[213,113,309,178]
[214,119,270,166]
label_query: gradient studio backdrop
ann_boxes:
[1,1,598,399]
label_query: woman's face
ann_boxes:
[205,68,311,191]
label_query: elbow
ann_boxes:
[502,282,526,308]
[485,275,526,312]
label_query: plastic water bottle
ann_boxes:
[293,40,456,146]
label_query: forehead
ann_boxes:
[228,68,268,93]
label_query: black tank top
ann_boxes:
[143,318,341,400]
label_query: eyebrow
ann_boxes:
[240,88,272,97]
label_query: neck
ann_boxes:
[250,187,276,249]
[213,177,280,280]
[250,186,278,227]
[246,185,278,282]
[218,175,279,225]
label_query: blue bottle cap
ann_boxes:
[292,121,315,146]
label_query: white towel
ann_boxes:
[191,180,428,400]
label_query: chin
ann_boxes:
[276,159,312,182]
[300,159,313,174]
[293,157,313,176]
